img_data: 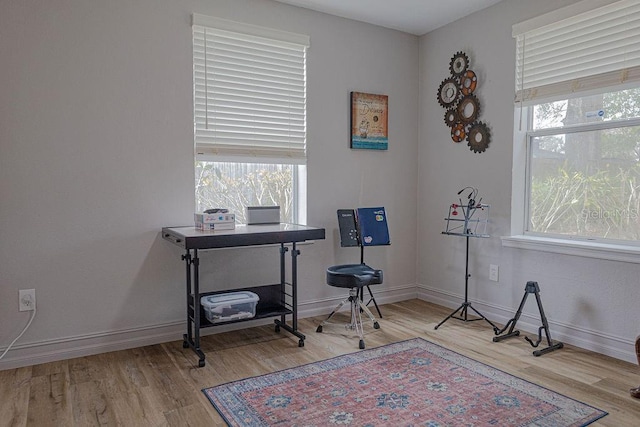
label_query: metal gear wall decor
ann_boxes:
[449,52,469,77]
[460,70,477,95]
[444,109,459,127]
[451,123,466,142]
[457,94,480,125]
[437,77,461,108]
[436,51,491,153]
[467,121,490,153]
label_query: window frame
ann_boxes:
[505,0,640,262]
[194,160,306,224]
[191,15,309,225]
[524,107,640,242]
[506,101,640,263]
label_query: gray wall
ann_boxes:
[0,0,418,369]
[418,0,639,362]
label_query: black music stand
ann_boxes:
[435,189,499,332]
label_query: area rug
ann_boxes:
[203,338,607,426]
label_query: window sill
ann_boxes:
[501,235,640,264]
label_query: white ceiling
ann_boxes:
[273,0,503,35]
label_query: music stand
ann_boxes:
[435,188,499,332]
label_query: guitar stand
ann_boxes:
[493,281,563,356]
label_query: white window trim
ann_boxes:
[192,14,310,47]
[501,234,640,264]
[510,107,529,237]
[512,0,620,36]
[506,0,640,262]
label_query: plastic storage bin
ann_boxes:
[200,291,260,324]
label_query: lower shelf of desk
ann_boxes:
[188,283,293,328]
[184,283,304,367]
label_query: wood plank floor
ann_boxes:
[1,299,639,426]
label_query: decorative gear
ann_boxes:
[437,77,461,108]
[460,70,477,95]
[449,52,469,77]
[444,109,459,127]
[451,122,466,143]
[467,121,490,153]
[457,94,480,125]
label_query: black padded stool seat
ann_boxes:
[326,264,382,288]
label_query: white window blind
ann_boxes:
[192,14,310,164]
[513,0,640,104]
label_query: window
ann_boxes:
[511,0,640,246]
[526,89,640,242]
[192,15,309,224]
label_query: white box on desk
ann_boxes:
[246,206,280,224]
[194,212,236,224]
[195,221,236,231]
[200,291,260,323]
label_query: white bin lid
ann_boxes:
[201,291,259,307]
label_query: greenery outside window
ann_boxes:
[195,161,305,224]
[525,88,640,243]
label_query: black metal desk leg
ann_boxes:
[291,242,305,347]
[192,250,205,367]
[279,244,288,328]
[182,251,192,349]
[182,249,206,367]
[291,242,299,332]
[273,243,306,347]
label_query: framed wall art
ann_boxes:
[350,92,388,150]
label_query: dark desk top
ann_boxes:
[162,223,326,250]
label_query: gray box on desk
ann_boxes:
[246,206,280,224]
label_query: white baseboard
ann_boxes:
[0,321,186,371]
[2,283,634,370]
[0,284,416,371]
[417,284,637,364]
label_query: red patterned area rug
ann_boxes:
[203,338,607,426]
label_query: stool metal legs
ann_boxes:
[360,285,383,318]
[316,288,380,349]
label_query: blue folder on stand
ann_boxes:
[356,207,390,246]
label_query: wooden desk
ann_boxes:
[162,224,325,367]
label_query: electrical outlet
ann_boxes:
[19,289,36,311]
[489,264,499,282]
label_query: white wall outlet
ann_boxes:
[489,264,499,282]
[19,289,36,311]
